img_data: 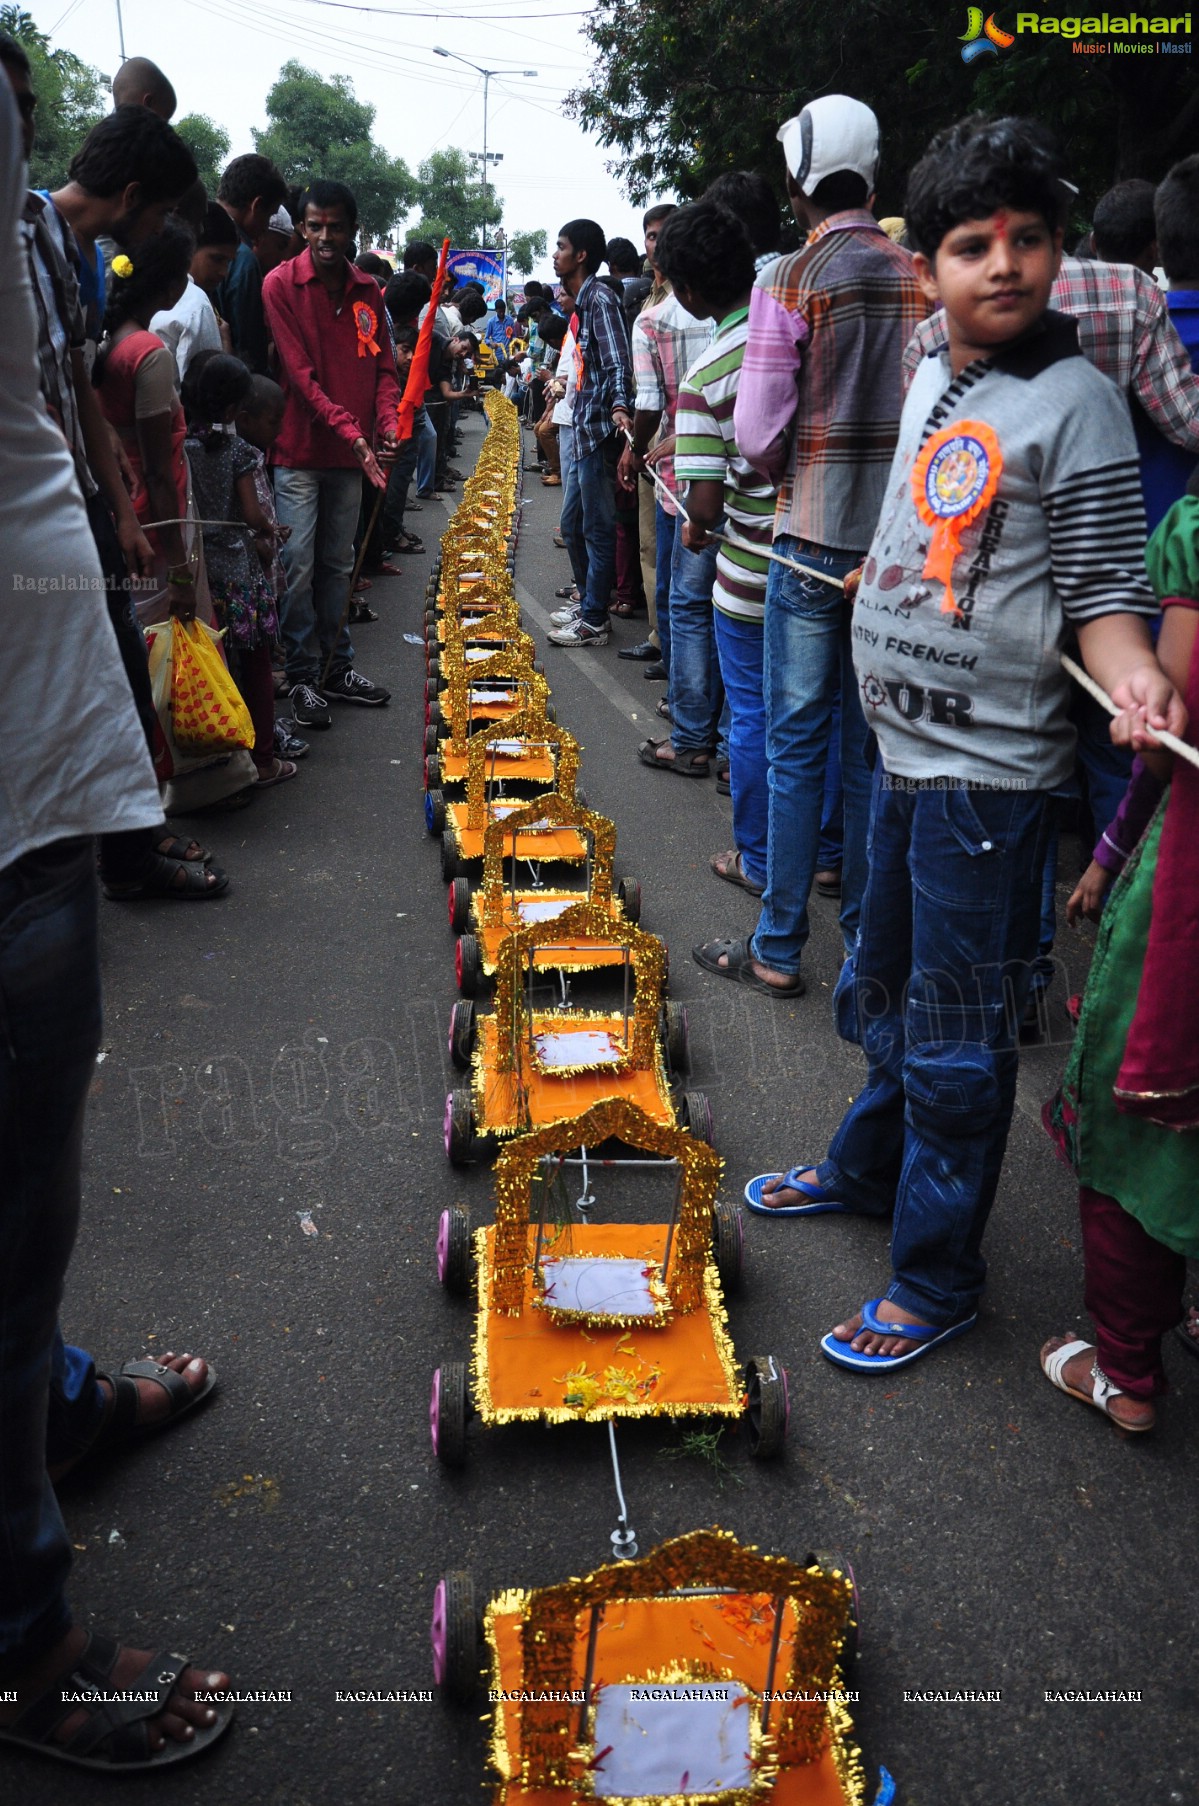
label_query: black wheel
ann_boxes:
[573,784,588,811]
[427,699,442,729]
[424,753,442,791]
[617,875,641,924]
[448,875,472,933]
[440,835,462,882]
[445,1087,475,1167]
[456,933,481,998]
[544,701,556,724]
[679,1089,714,1145]
[663,1001,690,1076]
[532,659,545,676]
[423,677,436,709]
[436,1204,473,1294]
[430,1362,469,1467]
[743,1354,789,1459]
[431,1570,479,1700]
[426,787,446,837]
[424,724,439,757]
[712,1200,744,1295]
[449,1000,476,1071]
[427,653,441,681]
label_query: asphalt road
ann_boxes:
[30,405,1199,1806]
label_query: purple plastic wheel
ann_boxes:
[429,1367,442,1458]
[436,1208,451,1285]
[443,1092,454,1157]
[430,1577,448,1685]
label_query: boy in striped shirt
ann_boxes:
[664,201,775,897]
[751,114,1186,1379]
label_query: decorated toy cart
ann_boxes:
[428,713,584,852]
[425,644,554,758]
[426,708,563,809]
[443,907,709,1164]
[436,728,595,888]
[425,616,539,712]
[430,1527,883,1804]
[433,1100,783,1476]
[450,789,643,996]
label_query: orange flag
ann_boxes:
[397,236,450,442]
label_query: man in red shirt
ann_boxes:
[263,179,400,727]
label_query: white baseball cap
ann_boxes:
[268,205,293,236]
[776,95,880,198]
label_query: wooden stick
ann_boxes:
[320,484,387,691]
[622,431,847,591]
[1060,652,1199,772]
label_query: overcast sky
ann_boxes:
[50,0,655,275]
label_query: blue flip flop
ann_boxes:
[744,1167,851,1217]
[820,1298,977,1372]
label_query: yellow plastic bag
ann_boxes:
[170,619,254,754]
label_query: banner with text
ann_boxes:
[446,248,506,305]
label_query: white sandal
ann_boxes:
[1039,1337,1154,1433]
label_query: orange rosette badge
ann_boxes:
[911,420,1002,617]
[354,301,380,358]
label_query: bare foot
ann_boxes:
[1039,1335,1156,1431]
[831,1300,937,1359]
[0,1625,230,1758]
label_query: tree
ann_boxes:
[566,0,1199,217]
[174,113,230,196]
[253,62,416,243]
[505,229,547,277]
[409,147,498,248]
[0,6,106,189]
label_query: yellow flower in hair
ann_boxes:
[111,254,134,279]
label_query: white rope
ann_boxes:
[1060,652,1199,772]
[141,517,252,532]
[622,429,846,591]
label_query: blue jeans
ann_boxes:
[667,513,722,751]
[558,427,589,594]
[713,610,767,886]
[414,406,437,497]
[653,500,674,672]
[560,437,618,629]
[819,685,844,870]
[0,838,102,1665]
[275,467,362,686]
[750,537,870,974]
[818,773,1050,1325]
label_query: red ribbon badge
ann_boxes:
[911,420,1002,617]
[354,301,380,359]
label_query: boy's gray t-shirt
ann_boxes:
[852,313,1157,789]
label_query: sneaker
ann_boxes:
[550,601,581,626]
[548,618,609,648]
[321,667,391,706]
[290,682,332,729]
[274,719,310,760]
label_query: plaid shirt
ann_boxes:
[904,257,1199,452]
[631,290,713,514]
[735,211,927,551]
[570,273,632,460]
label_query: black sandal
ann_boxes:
[691,936,804,998]
[0,1632,233,1771]
[53,1357,218,1482]
[637,738,712,777]
[153,835,211,865]
[102,856,229,901]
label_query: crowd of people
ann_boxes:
[1,27,1198,1776]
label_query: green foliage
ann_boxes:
[566,0,1199,214]
[410,146,499,249]
[0,5,106,189]
[505,228,547,276]
[174,113,230,197]
[253,61,416,242]
[658,1425,743,1488]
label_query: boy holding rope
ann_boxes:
[747,115,1186,1376]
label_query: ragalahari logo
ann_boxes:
[961,8,1017,58]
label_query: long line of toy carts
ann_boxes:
[420,394,893,1806]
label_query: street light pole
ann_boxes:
[433,48,537,247]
